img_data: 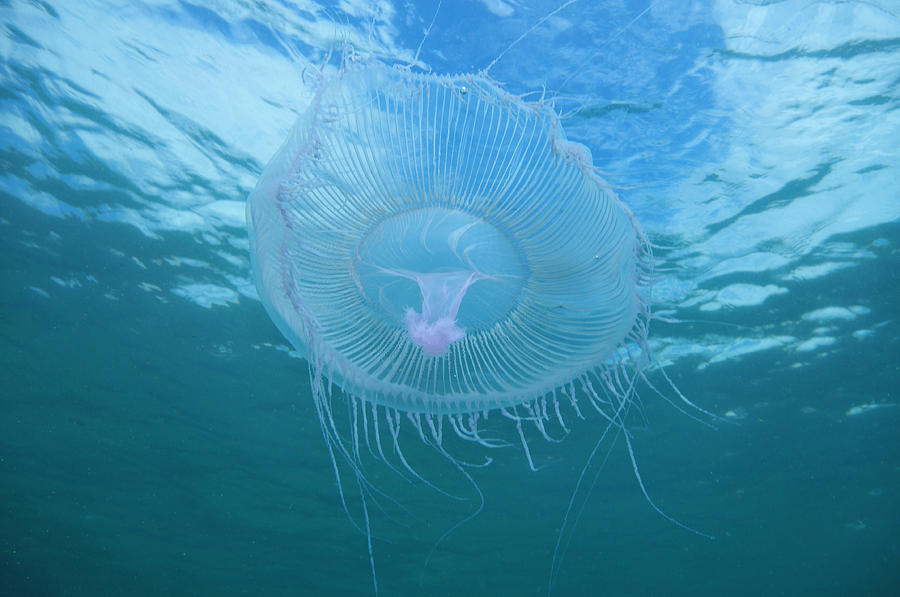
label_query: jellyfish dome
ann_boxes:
[247,61,649,417]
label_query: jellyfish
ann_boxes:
[247,59,655,592]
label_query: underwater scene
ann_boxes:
[2,1,898,595]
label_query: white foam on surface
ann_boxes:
[795,336,837,353]
[802,306,870,322]
[172,283,241,309]
[698,283,787,311]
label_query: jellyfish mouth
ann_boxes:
[353,207,526,357]
[404,270,478,356]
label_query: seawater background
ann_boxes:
[2,1,898,595]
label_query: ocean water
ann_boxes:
[2,1,899,596]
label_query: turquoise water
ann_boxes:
[2,1,899,595]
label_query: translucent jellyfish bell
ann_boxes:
[247,61,649,416]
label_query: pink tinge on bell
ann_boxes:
[405,270,477,357]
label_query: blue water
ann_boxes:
[2,1,898,595]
